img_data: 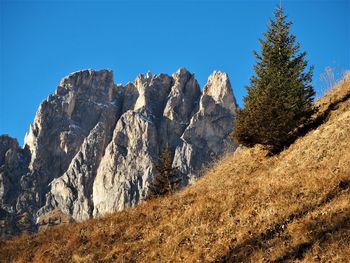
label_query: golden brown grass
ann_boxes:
[0,73,349,263]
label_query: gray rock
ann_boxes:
[0,135,30,213]
[0,135,21,210]
[173,71,238,182]
[24,69,117,188]
[33,70,122,221]
[159,68,201,149]
[93,72,174,216]
[92,70,237,217]
[38,109,119,221]
[93,109,159,216]
[0,135,30,237]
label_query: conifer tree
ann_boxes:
[148,145,181,198]
[233,6,316,151]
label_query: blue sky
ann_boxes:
[0,0,349,144]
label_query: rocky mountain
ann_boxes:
[0,68,237,237]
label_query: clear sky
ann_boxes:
[1,0,349,144]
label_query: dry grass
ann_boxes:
[1,74,349,263]
[316,71,350,111]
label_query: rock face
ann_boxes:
[173,71,237,182]
[0,68,237,237]
[0,135,31,237]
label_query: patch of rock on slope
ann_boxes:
[0,68,237,237]
[1,73,349,262]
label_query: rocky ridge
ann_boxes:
[0,68,237,237]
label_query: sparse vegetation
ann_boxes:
[319,66,347,97]
[233,6,316,152]
[0,73,349,263]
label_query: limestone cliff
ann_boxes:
[0,68,237,237]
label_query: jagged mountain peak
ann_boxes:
[58,69,114,88]
[0,68,237,237]
[203,70,237,114]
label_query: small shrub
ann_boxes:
[147,145,181,198]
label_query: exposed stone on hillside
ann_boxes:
[24,69,118,191]
[173,71,237,182]
[0,135,30,238]
[37,209,74,232]
[0,68,238,235]
[38,109,119,221]
[159,68,201,149]
[0,136,29,205]
[93,109,159,216]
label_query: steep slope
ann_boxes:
[0,68,237,237]
[1,74,349,262]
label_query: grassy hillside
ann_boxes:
[1,73,349,263]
